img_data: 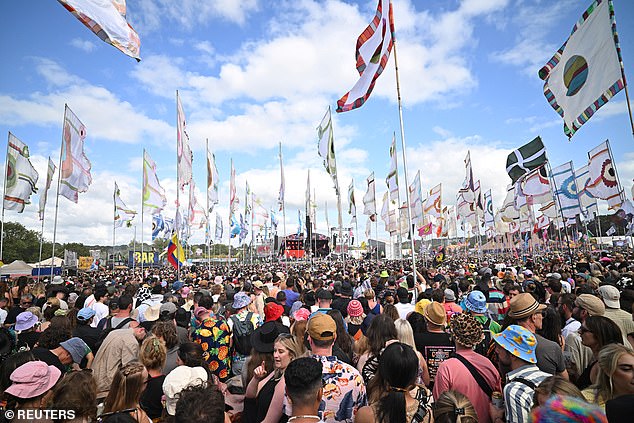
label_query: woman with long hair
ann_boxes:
[395,319,430,387]
[102,361,151,422]
[582,343,634,409]
[244,333,304,423]
[138,336,167,421]
[357,314,398,385]
[577,315,623,390]
[532,376,585,408]
[536,305,564,349]
[49,369,97,422]
[356,342,434,423]
[433,390,477,423]
[327,309,354,365]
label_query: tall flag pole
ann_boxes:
[336,0,394,113]
[538,0,631,138]
[229,159,236,271]
[51,105,91,277]
[348,179,357,247]
[278,142,287,260]
[1,133,39,262]
[317,107,343,260]
[362,172,377,259]
[57,0,141,61]
[176,90,193,281]
[386,134,403,259]
[37,157,56,277]
[142,149,166,276]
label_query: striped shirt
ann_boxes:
[503,365,550,423]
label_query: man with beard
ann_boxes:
[558,293,580,339]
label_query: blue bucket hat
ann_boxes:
[77,307,96,321]
[464,291,487,314]
[493,325,537,364]
[232,292,252,310]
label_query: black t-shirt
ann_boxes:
[17,331,41,350]
[73,324,101,353]
[140,374,166,419]
[414,331,453,360]
[4,306,25,325]
[32,347,67,374]
[331,297,351,318]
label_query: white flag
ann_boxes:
[59,105,91,203]
[38,157,56,220]
[176,92,193,190]
[3,133,38,212]
[362,172,376,216]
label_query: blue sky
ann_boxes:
[1,0,633,248]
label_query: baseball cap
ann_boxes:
[307,313,336,341]
[598,285,620,309]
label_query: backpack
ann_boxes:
[473,317,493,358]
[94,317,133,352]
[230,312,255,355]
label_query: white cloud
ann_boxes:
[132,0,259,31]
[69,38,96,52]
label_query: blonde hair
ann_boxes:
[103,361,146,414]
[532,376,585,408]
[274,334,305,377]
[394,319,417,352]
[433,390,478,423]
[593,343,634,402]
[139,336,167,371]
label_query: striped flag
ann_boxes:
[176,91,193,190]
[142,150,167,215]
[60,106,91,203]
[38,157,56,220]
[3,133,38,212]
[552,161,583,219]
[58,0,141,60]
[336,0,394,112]
[386,134,399,203]
[539,0,625,138]
[207,149,219,211]
[167,232,186,269]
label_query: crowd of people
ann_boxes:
[1,250,634,422]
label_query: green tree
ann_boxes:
[1,221,41,263]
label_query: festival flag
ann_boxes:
[575,165,599,219]
[297,209,303,236]
[520,165,552,204]
[552,161,583,219]
[3,133,38,212]
[60,105,92,203]
[418,222,433,237]
[506,136,547,184]
[114,182,136,228]
[323,201,329,232]
[57,0,141,60]
[534,214,551,232]
[500,185,520,222]
[539,200,559,219]
[408,171,423,226]
[539,0,625,138]
[215,213,223,241]
[348,179,357,219]
[336,0,394,112]
[278,142,285,211]
[271,208,279,230]
[380,191,390,229]
[38,157,56,220]
[386,134,399,203]
[167,232,186,269]
[245,181,251,221]
[239,214,248,243]
[163,218,173,238]
[458,152,475,203]
[176,92,193,190]
[317,107,339,194]
[424,183,442,219]
[229,160,236,220]
[207,148,219,211]
[230,214,240,238]
[142,150,167,215]
[484,189,495,229]
[585,140,623,209]
[151,214,165,240]
[446,206,457,238]
[362,172,376,216]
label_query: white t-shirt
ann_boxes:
[90,301,110,328]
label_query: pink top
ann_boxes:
[432,349,502,423]
[443,302,463,323]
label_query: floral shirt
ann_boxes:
[313,355,367,423]
[191,315,232,381]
